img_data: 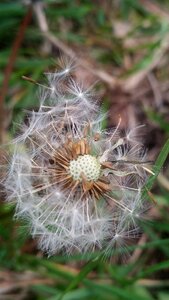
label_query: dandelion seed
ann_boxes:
[4,60,151,256]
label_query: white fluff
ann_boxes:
[4,60,150,256]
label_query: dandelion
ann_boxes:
[4,60,152,256]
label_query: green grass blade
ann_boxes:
[142,138,169,196]
[58,259,99,300]
[137,260,169,278]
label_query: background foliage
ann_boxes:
[0,0,169,299]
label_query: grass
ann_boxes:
[0,0,169,299]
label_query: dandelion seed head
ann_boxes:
[3,59,152,257]
[69,154,101,181]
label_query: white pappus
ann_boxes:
[4,60,152,256]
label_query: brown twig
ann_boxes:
[32,0,169,94]
[124,33,169,91]
[139,0,169,20]
[32,1,119,88]
[136,278,169,287]
[147,72,163,108]
[0,7,32,143]
[158,173,169,192]
[124,0,169,91]
[128,234,148,264]
[45,31,119,86]
[32,1,51,55]
[127,204,161,267]
[0,270,54,295]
